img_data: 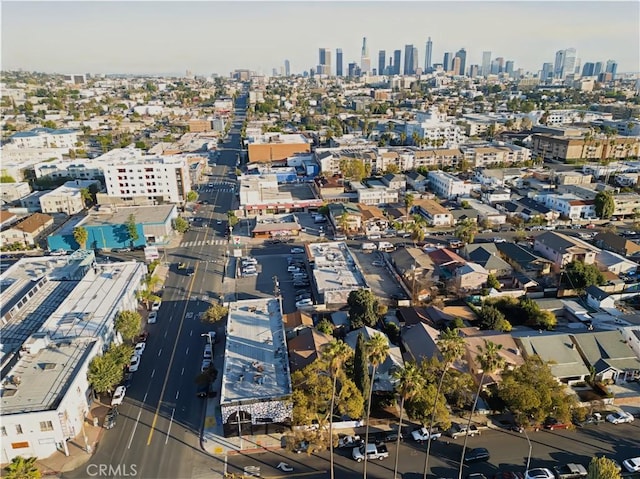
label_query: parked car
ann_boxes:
[196,382,210,398]
[185,268,195,276]
[464,447,490,463]
[111,386,126,406]
[295,299,313,308]
[543,417,570,430]
[103,407,118,429]
[606,411,635,424]
[201,359,212,372]
[291,247,305,254]
[623,457,640,473]
[296,293,312,302]
[151,300,161,311]
[524,469,554,479]
[114,247,131,253]
[553,463,587,479]
[147,312,157,324]
[242,257,258,265]
[338,435,362,448]
[352,443,388,462]
[374,430,403,443]
[493,472,524,479]
[122,372,133,388]
[136,331,149,343]
[411,427,441,443]
[134,342,146,356]
[128,354,140,372]
[447,423,480,439]
[573,412,604,427]
[288,266,301,273]
[203,344,213,360]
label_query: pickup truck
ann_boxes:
[447,423,480,439]
[553,463,588,479]
[352,443,389,462]
[410,427,442,443]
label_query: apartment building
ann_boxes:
[532,134,639,162]
[412,198,454,227]
[534,192,596,220]
[405,108,467,148]
[428,171,475,199]
[39,180,99,216]
[0,213,54,247]
[613,193,640,217]
[461,142,531,167]
[8,128,79,150]
[352,180,399,205]
[534,231,598,270]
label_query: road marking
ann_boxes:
[175,391,180,399]
[158,349,162,357]
[127,408,143,449]
[181,367,184,376]
[147,263,199,446]
[186,347,189,355]
[165,408,175,445]
[143,392,148,402]
[164,330,168,338]
[190,329,192,336]
[264,471,327,479]
[151,370,155,379]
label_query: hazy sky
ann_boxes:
[2,1,639,76]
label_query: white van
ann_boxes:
[362,243,377,252]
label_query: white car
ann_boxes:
[525,468,555,479]
[134,342,146,356]
[111,386,126,406]
[242,257,258,265]
[129,354,140,372]
[606,411,634,424]
[295,298,313,308]
[623,457,640,473]
[151,300,161,311]
[147,311,157,324]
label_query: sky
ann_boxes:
[1,1,639,76]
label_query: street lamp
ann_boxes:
[523,427,532,476]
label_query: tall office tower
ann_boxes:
[454,48,467,76]
[490,60,499,75]
[606,60,618,80]
[495,57,504,73]
[318,48,331,75]
[393,50,402,75]
[443,52,453,72]
[554,50,565,78]
[336,48,343,76]
[361,37,371,74]
[469,65,479,77]
[412,47,419,74]
[348,62,360,78]
[594,61,603,76]
[562,48,576,78]
[505,60,514,77]
[378,50,386,76]
[272,68,278,77]
[284,59,290,77]
[582,62,595,77]
[452,57,462,76]
[388,57,393,75]
[574,58,581,75]
[541,62,553,82]
[482,51,491,76]
[404,44,414,74]
[424,37,433,71]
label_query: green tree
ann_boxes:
[594,190,615,219]
[479,304,512,332]
[337,212,350,233]
[362,334,389,479]
[404,193,415,220]
[226,210,239,228]
[114,310,142,341]
[458,341,505,479]
[347,289,379,328]
[186,190,198,202]
[565,260,605,290]
[204,303,228,323]
[455,218,479,244]
[3,456,41,479]
[587,456,622,479]
[73,226,88,249]
[486,274,500,290]
[0,175,17,183]
[393,362,424,479]
[173,216,190,233]
[423,328,465,479]
[135,288,160,311]
[125,214,139,244]
[353,333,370,399]
[87,353,123,394]
[338,158,367,182]
[80,187,93,208]
[316,318,334,335]
[322,340,353,479]
[108,343,134,369]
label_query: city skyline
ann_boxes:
[2,1,639,76]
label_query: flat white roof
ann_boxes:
[220,298,291,405]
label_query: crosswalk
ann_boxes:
[180,239,228,247]
[201,188,234,193]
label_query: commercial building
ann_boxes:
[427,171,475,199]
[351,180,399,206]
[246,134,311,163]
[0,253,146,461]
[220,297,292,437]
[238,174,322,216]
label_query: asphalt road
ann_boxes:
[66,93,249,479]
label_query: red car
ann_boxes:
[543,418,570,430]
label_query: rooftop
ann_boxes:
[220,298,291,405]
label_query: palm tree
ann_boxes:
[457,340,506,479]
[362,333,389,479]
[322,340,353,479]
[404,193,415,221]
[393,362,424,479]
[3,456,41,479]
[423,328,465,479]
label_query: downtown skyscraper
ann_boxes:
[378,50,386,75]
[404,44,414,75]
[318,48,331,75]
[336,48,343,77]
[424,37,432,71]
[360,37,371,74]
[393,50,402,75]
[284,59,290,77]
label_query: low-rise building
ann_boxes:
[534,231,599,271]
[247,133,311,163]
[412,199,454,227]
[428,171,475,199]
[464,198,506,225]
[238,174,322,216]
[352,179,399,206]
[39,180,99,216]
[516,334,590,384]
[0,182,32,205]
[0,213,54,248]
[8,127,79,150]
[405,171,429,192]
[594,232,640,256]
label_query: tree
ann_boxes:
[362,334,389,479]
[565,260,605,290]
[317,318,334,335]
[337,213,350,233]
[423,328,465,479]
[587,457,622,479]
[353,333,370,399]
[455,218,478,244]
[114,310,141,341]
[595,191,615,219]
[322,340,353,479]
[458,341,505,479]
[135,288,160,311]
[338,158,367,182]
[186,190,198,202]
[0,175,17,183]
[80,187,93,208]
[478,304,512,332]
[87,353,123,394]
[404,193,415,220]
[347,289,379,328]
[226,210,239,228]
[203,303,228,323]
[486,274,500,290]
[125,214,139,244]
[173,216,189,233]
[392,362,424,479]
[3,456,41,479]
[73,226,88,249]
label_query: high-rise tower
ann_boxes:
[378,50,386,75]
[404,44,414,75]
[336,48,343,77]
[424,37,433,71]
[284,59,290,77]
[393,50,402,75]
[360,37,371,74]
[454,48,467,76]
[482,51,491,77]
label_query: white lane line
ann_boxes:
[175,391,180,400]
[164,330,168,338]
[181,367,184,376]
[165,407,175,445]
[127,408,143,449]
[151,370,155,379]
[158,349,162,357]
[186,347,189,355]
[190,330,192,337]
[143,392,148,402]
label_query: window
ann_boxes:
[40,421,54,432]
[15,424,23,435]
[1,426,6,436]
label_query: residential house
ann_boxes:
[313,174,352,203]
[345,327,403,392]
[596,250,638,275]
[451,208,480,225]
[455,262,489,292]
[516,334,590,384]
[593,232,640,257]
[412,198,454,227]
[0,213,53,247]
[396,306,445,328]
[495,197,558,222]
[401,322,443,366]
[585,286,616,310]
[327,202,362,233]
[461,244,513,278]
[571,331,640,383]
[534,231,598,271]
[481,188,511,205]
[0,211,18,228]
[464,198,506,226]
[389,247,437,300]
[428,248,467,281]
[287,328,332,373]
[405,171,429,193]
[496,242,553,278]
[357,204,390,235]
[282,310,314,339]
[381,173,406,190]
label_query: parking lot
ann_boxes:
[352,249,407,305]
